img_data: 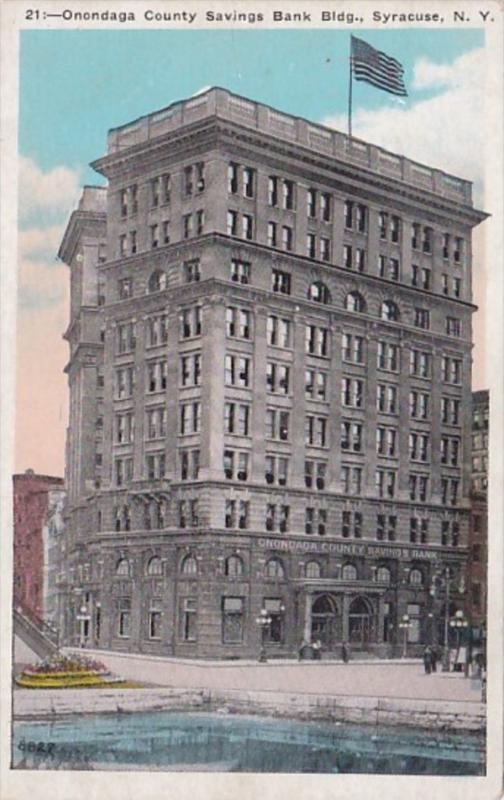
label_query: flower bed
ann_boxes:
[15,653,127,689]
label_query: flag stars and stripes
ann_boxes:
[351,35,408,97]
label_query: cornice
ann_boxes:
[58,209,107,265]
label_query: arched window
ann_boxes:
[305,561,321,579]
[180,554,198,576]
[225,555,244,577]
[381,300,400,321]
[376,566,391,584]
[409,568,423,585]
[342,563,357,580]
[308,281,331,304]
[116,558,130,576]
[148,270,167,293]
[265,558,285,579]
[147,556,163,576]
[345,291,366,313]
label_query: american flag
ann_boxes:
[351,36,408,97]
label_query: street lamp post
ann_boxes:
[398,614,411,658]
[255,608,272,663]
[449,609,469,675]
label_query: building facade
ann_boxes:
[58,88,486,658]
[13,470,64,620]
[466,389,489,629]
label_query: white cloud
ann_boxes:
[18,225,64,262]
[19,156,81,223]
[322,48,485,205]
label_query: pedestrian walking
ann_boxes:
[423,645,433,674]
[431,646,439,672]
[341,641,350,664]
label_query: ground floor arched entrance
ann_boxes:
[348,596,374,649]
[310,594,340,649]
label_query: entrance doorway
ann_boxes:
[311,595,338,648]
[348,597,374,649]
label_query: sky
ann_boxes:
[16,27,488,476]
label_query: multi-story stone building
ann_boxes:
[58,88,487,658]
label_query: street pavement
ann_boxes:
[60,648,481,704]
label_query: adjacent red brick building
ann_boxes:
[13,470,64,619]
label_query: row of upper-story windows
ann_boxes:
[119,163,205,217]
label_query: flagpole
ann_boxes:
[348,36,353,139]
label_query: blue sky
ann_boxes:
[20,28,483,184]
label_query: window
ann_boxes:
[409,391,429,420]
[355,248,366,273]
[341,465,362,495]
[304,460,327,489]
[377,341,399,372]
[376,469,396,498]
[266,408,290,441]
[228,163,239,194]
[441,436,460,466]
[225,555,244,577]
[181,307,202,338]
[377,383,397,415]
[115,457,133,486]
[146,452,166,480]
[179,597,197,641]
[181,354,201,387]
[378,256,399,281]
[116,367,134,399]
[120,188,129,217]
[453,277,461,298]
[222,597,244,644]
[443,233,451,260]
[345,291,366,313]
[272,269,291,294]
[356,203,367,233]
[321,192,331,221]
[265,558,285,579]
[281,225,293,251]
[441,397,460,426]
[118,277,132,300]
[116,558,130,576]
[305,507,328,536]
[117,321,136,354]
[342,511,362,539]
[267,221,277,247]
[305,369,327,400]
[119,234,127,257]
[409,432,429,462]
[224,402,250,436]
[381,300,400,321]
[376,514,396,541]
[226,307,251,339]
[320,237,331,262]
[243,166,254,198]
[409,518,429,545]
[223,449,249,481]
[422,226,433,254]
[305,415,328,447]
[446,317,461,337]
[377,426,397,457]
[341,421,362,453]
[266,362,290,395]
[376,566,391,584]
[180,402,201,435]
[183,213,193,239]
[411,264,430,290]
[306,561,321,579]
[390,215,401,243]
[265,504,290,533]
[307,188,316,218]
[147,314,168,347]
[150,224,159,249]
[116,412,134,444]
[148,270,167,293]
[180,449,200,480]
[184,259,201,283]
[342,377,363,408]
[378,211,388,239]
[454,237,464,264]
[442,356,462,385]
[267,316,291,348]
[414,308,430,330]
[147,360,167,393]
[306,233,316,259]
[410,349,431,378]
[409,569,423,586]
[162,174,170,204]
[342,333,365,364]
[162,221,170,244]
[227,210,238,236]
[306,325,329,357]
[282,179,295,210]
[441,478,460,507]
[225,354,250,387]
[242,214,253,240]
[150,177,160,208]
[268,176,278,206]
[441,519,460,545]
[117,598,131,638]
[231,259,250,284]
[265,455,289,486]
[342,564,357,581]
[409,473,429,502]
[225,499,249,529]
[113,505,131,532]
[148,600,162,640]
[309,281,331,304]
[343,244,353,270]
[344,200,354,229]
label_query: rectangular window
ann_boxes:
[379,211,388,239]
[148,602,162,640]
[272,269,291,295]
[341,465,362,496]
[342,333,365,364]
[342,377,363,408]
[266,408,290,441]
[441,397,460,426]
[180,402,201,434]
[356,203,367,233]
[376,469,396,499]
[355,248,366,273]
[266,362,290,395]
[414,308,430,330]
[231,259,250,284]
[181,354,201,387]
[446,317,461,337]
[377,341,399,372]
[183,214,193,239]
[267,316,291,348]
[225,355,251,388]
[145,452,165,480]
[306,325,329,357]
[116,367,135,399]
[343,244,353,270]
[118,277,132,300]
[226,307,251,339]
[409,432,430,462]
[227,210,238,236]
[147,360,168,393]
[268,176,278,206]
[242,214,253,240]
[409,473,429,502]
[305,369,327,401]
[243,166,254,198]
[184,165,193,196]
[282,225,293,251]
[181,306,202,339]
[117,598,131,637]
[306,233,316,259]
[344,200,354,229]
[377,426,397,457]
[282,179,294,210]
[228,163,239,194]
[146,407,167,440]
[341,421,362,453]
[222,597,244,644]
[390,215,401,243]
[410,349,431,378]
[442,356,462,385]
[116,412,134,444]
[453,277,461,298]
[267,221,277,247]
[376,514,396,542]
[179,597,197,641]
[305,415,328,447]
[321,192,331,222]
[117,321,136,354]
[320,237,331,262]
[184,259,201,283]
[307,188,316,218]
[409,390,430,420]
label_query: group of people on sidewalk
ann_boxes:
[422,645,440,674]
[298,639,350,662]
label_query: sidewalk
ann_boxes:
[60,647,481,704]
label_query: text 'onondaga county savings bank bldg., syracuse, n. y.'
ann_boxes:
[58,87,486,659]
